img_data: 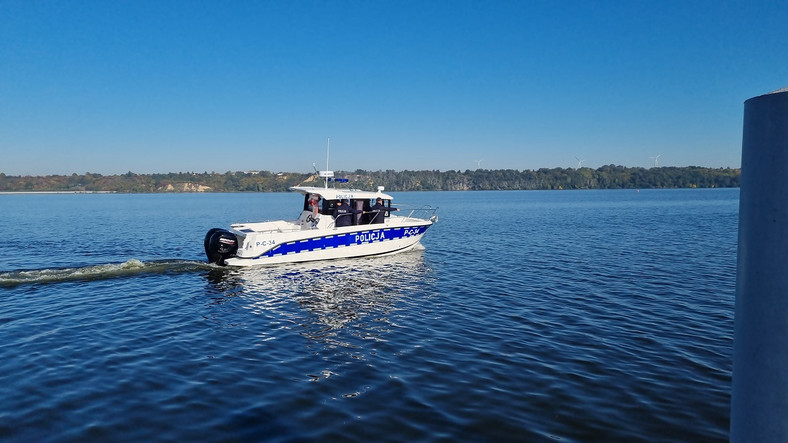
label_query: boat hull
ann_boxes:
[223,222,432,267]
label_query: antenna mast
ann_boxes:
[325,138,330,188]
[318,137,334,189]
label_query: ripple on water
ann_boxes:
[0,190,736,441]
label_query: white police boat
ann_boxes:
[204,172,438,267]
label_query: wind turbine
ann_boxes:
[474,159,483,169]
[649,154,662,167]
[575,157,586,169]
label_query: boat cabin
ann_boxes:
[290,186,396,226]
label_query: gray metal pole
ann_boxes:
[732,87,788,442]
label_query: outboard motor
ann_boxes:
[204,228,239,265]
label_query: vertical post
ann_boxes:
[325,137,330,189]
[732,87,788,442]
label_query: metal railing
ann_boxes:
[398,205,439,223]
[322,205,439,229]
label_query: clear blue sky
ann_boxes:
[2,1,786,175]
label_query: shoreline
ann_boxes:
[0,191,116,195]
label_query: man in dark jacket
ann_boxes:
[333,200,361,227]
[368,197,398,224]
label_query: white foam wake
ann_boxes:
[0,259,212,287]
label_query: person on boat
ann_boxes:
[333,200,361,227]
[368,197,398,224]
[308,194,320,215]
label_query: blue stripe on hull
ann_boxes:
[253,225,429,260]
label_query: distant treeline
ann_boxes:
[0,166,740,193]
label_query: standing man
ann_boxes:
[333,200,360,227]
[308,194,320,215]
[369,197,398,224]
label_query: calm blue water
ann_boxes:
[0,189,737,441]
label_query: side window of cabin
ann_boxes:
[323,199,337,215]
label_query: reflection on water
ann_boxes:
[203,249,433,350]
[0,190,737,441]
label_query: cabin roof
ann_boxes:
[289,186,394,201]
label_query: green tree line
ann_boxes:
[0,166,739,193]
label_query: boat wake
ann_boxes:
[0,259,215,287]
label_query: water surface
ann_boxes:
[0,189,737,441]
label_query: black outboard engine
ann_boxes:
[204,228,239,265]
